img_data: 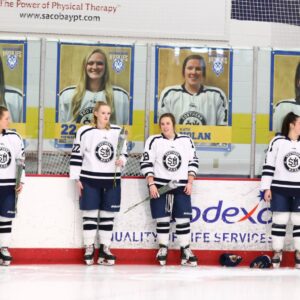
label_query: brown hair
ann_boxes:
[159,113,176,131]
[93,101,111,130]
[281,112,300,137]
[182,54,206,78]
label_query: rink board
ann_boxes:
[8,177,296,265]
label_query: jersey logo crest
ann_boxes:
[0,146,12,168]
[76,107,93,124]
[284,152,300,172]
[179,111,207,125]
[163,150,182,172]
[95,141,114,163]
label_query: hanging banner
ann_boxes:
[270,50,300,133]
[153,46,233,152]
[0,40,27,133]
[54,42,134,148]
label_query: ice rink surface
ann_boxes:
[1,265,300,300]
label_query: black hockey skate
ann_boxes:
[84,244,95,266]
[97,244,116,266]
[271,251,282,269]
[156,244,168,266]
[295,250,300,269]
[0,247,12,266]
[180,245,198,267]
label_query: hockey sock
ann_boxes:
[291,212,300,251]
[175,218,191,247]
[0,216,13,247]
[271,212,290,251]
[82,210,98,246]
[98,211,115,247]
[156,216,171,246]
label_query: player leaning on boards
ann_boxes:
[140,112,199,266]
[261,112,300,269]
[70,101,127,266]
[0,106,25,266]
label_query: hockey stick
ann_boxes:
[14,158,25,214]
[123,180,179,214]
[113,127,128,187]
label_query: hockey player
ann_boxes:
[0,106,25,266]
[0,55,23,123]
[273,62,300,133]
[158,54,227,126]
[140,112,199,266]
[59,48,129,125]
[70,101,127,265]
[261,112,300,268]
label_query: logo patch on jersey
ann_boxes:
[76,107,93,124]
[163,150,182,172]
[179,111,207,125]
[95,141,114,163]
[0,146,12,168]
[284,152,300,172]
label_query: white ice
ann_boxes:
[0,265,300,300]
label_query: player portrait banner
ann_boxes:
[55,42,134,148]
[0,0,228,41]
[270,50,300,133]
[154,46,233,151]
[0,40,27,135]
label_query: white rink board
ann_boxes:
[11,177,288,250]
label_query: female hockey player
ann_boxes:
[158,54,227,126]
[140,112,199,266]
[261,112,300,268]
[59,48,129,125]
[0,106,25,266]
[70,101,127,265]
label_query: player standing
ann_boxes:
[0,106,25,266]
[70,101,127,265]
[261,112,300,268]
[140,112,199,266]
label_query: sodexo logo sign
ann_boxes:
[191,196,271,225]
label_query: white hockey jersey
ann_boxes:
[158,84,227,125]
[261,135,300,193]
[140,133,199,186]
[4,86,23,123]
[69,125,127,182]
[59,86,129,125]
[273,99,300,133]
[0,129,25,186]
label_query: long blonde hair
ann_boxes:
[93,101,111,130]
[71,48,115,122]
[0,56,6,107]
